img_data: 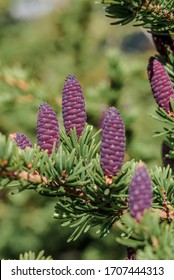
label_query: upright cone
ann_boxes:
[147,57,174,113]
[129,162,152,222]
[36,102,60,155]
[11,133,32,150]
[62,74,86,138]
[100,107,125,177]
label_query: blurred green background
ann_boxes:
[0,0,164,259]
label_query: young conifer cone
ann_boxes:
[10,133,32,150]
[100,107,125,177]
[36,102,60,155]
[62,74,86,138]
[147,57,174,113]
[129,162,152,222]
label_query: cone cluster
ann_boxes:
[11,75,87,154]
[10,71,155,223]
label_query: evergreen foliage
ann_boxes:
[102,0,174,30]
[19,250,53,260]
[101,0,174,259]
[3,250,53,260]
[1,0,174,260]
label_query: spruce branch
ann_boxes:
[1,67,174,253]
[2,127,174,242]
[151,165,174,216]
[115,162,174,259]
[116,212,174,259]
[101,0,174,31]
[53,159,136,241]
[0,126,136,241]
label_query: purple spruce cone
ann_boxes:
[36,102,60,155]
[100,107,125,177]
[129,162,152,222]
[147,57,174,113]
[11,133,32,150]
[152,31,174,60]
[62,74,87,138]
